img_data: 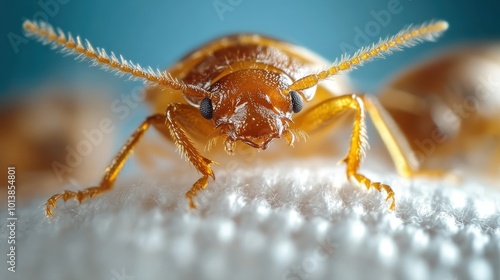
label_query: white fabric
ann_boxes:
[1,156,500,280]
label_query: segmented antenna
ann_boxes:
[22,20,210,98]
[289,20,449,93]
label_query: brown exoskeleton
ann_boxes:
[23,20,449,216]
[379,43,500,178]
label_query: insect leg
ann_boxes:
[164,103,216,209]
[359,95,448,178]
[294,94,395,210]
[45,114,168,216]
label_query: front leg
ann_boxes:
[294,94,395,210]
[46,114,168,216]
[46,104,216,216]
[165,103,216,209]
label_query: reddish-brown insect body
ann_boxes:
[379,44,500,177]
[146,35,333,151]
[23,20,449,216]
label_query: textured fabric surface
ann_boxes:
[1,156,500,280]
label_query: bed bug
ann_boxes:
[378,43,500,178]
[23,19,449,216]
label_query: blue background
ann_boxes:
[1,0,500,99]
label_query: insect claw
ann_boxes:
[188,198,197,210]
[388,200,396,211]
[46,200,55,208]
[337,156,348,166]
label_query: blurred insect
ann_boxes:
[378,43,500,178]
[0,88,113,203]
[23,19,448,216]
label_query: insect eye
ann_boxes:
[200,97,213,119]
[290,90,303,113]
